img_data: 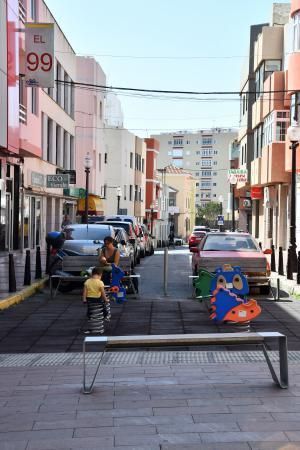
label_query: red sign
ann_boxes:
[251,187,263,200]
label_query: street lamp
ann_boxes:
[116,186,122,215]
[286,122,300,278]
[83,153,93,224]
[150,202,154,235]
[229,175,237,232]
[218,195,224,231]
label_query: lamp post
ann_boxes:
[287,122,300,278]
[150,202,154,235]
[218,195,224,231]
[116,186,122,215]
[83,153,93,224]
[229,175,237,232]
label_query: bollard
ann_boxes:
[163,246,168,296]
[45,242,51,274]
[24,249,31,286]
[278,246,284,276]
[259,242,262,250]
[35,246,42,279]
[287,248,293,280]
[8,253,16,293]
[297,252,300,285]
[276,278,281,302]
[271,244,276,272]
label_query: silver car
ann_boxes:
[63,224,116,255]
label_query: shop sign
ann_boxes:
[46,174,69,188]
[227,169,248,184]
[31,171,44,187]
[240,197,252,210]
[169,206,179,215]
[63,187,85,198]
[57,169,76,184]
[250,187,263,200]
[25,23,54,88]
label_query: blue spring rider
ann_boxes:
[109,263,127,304]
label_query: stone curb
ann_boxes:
[0,276,49,310]
[270,273,300,298]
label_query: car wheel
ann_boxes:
[260,285,271,295]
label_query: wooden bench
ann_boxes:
[50,255,140,298]
[82,332,288,394]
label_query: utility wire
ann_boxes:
[56,79,294,96]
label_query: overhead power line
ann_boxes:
[56,79,293,96]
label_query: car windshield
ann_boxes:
[103,222,131,235]
[65,227,110,241]
[202,234,259,252]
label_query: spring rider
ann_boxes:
[209,265,261,323]
[107,263,127,304]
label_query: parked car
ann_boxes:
[140,223,154,255]
[97,221,141,265]
[188,231,206,249]
[191,232,271,294]
[193,226,211,233]
[96,215,140,236]
[113,226,135,268]
[63,224,115,256]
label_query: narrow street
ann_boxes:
[1,247,300,353]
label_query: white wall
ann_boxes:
[0,0,7,149]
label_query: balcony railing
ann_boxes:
[19,104,27,124]
[19,1,26,23]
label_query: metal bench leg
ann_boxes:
[261,336,288,389]
[82,341,106,394]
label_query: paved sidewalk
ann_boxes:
[1,354,300,449]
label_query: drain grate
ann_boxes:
[1,350,300,367]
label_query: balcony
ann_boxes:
[261,143,290,185]
[19,104,27,124]
[19,1,26,23]
[252,96,264,129]
[251,158,262,186]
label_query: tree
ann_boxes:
[196,202,221,225]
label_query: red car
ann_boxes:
[191,232,271,294]
[188,231,206,249]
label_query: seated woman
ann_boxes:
[98,236,120,286]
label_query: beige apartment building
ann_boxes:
[164,165,196,240]
[152,129,237,216]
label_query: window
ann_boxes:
[196,162,200,166]
[214,150,218,155]
[242,92,248,115]
[47,118,53,162]
[31,88,37,115]
[263,111,290,146]
[292,12,300,51]
[56,62,61,104]
[168,151,172,156]
[142,158,144,173]
[213,183,217,186]
[63,130,68,168]
[186,140,190,144]
[173,159,183,168]
[196,182,199,187]
[56,125,61,166]
[195,172,199,176]
[201,160,212,167]
[254,124,264,158]
[104,153,107,164]
[173,149,183,157]
[265,60,281,73]
[213,161,217,165]
[99,101,103,120]
[135,185,138,201]
[202,137,212,145]
[201,181,211,189]
[168,140,172,145]
[196,151,201,155]
[173,139,183,145]
[201,171,211,177]
[98,153,101,172]
[196,194,199,198]
[130,152,133,168]
[123,185,127,200]
[291,93,300,123]
[213,172,217,176]
[202,148,213,156]
[129,185,133,201]
[30,0,37,20]
[70,136,75,170]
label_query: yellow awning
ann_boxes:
[77,195,104,215]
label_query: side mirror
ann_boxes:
[190,247,198,253]
[263,249,272,255]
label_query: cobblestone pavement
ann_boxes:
[1,358,300,449]
[1,247,300,353]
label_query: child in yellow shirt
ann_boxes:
[82,267,110,334]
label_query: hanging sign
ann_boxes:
[25,23,54,88]
[250,187,263,200]
[227,169,248,183]
[46,174,69,188]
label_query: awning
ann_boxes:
[77,194,104,215]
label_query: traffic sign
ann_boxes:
[217,215,224,225]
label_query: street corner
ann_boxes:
[0,276,49,311]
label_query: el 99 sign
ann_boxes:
[26,52,53,72]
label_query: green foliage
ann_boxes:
[196,202,221,225]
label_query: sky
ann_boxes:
[46,0,290,138]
